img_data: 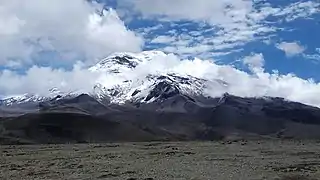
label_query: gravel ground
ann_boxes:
[1,140,320,180]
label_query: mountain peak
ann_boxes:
[0,51,233,106]
[89,51,167,72]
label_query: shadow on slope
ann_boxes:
[0,112,160,144]
[39,94,115,115]
[3,93,320,144]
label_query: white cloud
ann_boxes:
[127,0,253,23]
[276,42,305,57]
[304,54,320,62]
[163,45,212,57]
[303,48,320,62]
[4,61,21,68]
[118,53,320,108]
[124,0,319,24]
[0,62,100,96]
[125,0,273,56]
[243,53,265,71]
[150,35,175,44]
[273,1,320,22]
[0,0,143,65]
[2,52,320,108]
[120,0,319,57]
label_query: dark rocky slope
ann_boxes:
[2,93,320,144]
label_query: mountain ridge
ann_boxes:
[2,91,320,144]
[0,51,227,106]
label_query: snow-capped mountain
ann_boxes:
[4,51,320,143]
[0,88,80,106]
[0,51,227,106]
[89,51,228,104]
[89,51,166,73]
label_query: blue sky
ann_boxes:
[0,0,320,106]
[115,0,320,80]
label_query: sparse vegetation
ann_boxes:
[0,124,4,134]
[1,140,320,179]
[277,174,318,180]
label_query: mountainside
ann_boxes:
[2,92,320,144]
[2,51,320,144]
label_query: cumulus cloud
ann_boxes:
[0,62,101,97]
[100,53,320,108]
[2,52,320,107]
[0,0,143,65]
[276,42,305,57]
[243,53,265,71]
[127,53,320,108]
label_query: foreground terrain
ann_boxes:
[1,140,320,180]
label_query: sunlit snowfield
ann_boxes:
[1,140,320,180]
